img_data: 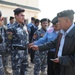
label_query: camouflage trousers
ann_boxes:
[2,53,13,75]
[34,51,48,75]
[11,49,28,75]
[0,55,5,75]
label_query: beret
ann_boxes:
[52,16,58,25]
[13,8,25,15]
[57,10,74,17]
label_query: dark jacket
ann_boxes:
[29,25,37,42]
[38,26,75,75]
[0,35,3,43]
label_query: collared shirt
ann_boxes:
[58,23,75,57]
[7,23,14,29]
[34,26,58,52]
[33,24,38,29]
[27,23,34,33]
[27,22,34,28]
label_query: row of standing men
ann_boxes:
[0,7,55,75]
[0,7,74,75]
[0,8,29,75]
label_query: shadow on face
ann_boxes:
[41,21,48,30]
[15,12,25,24]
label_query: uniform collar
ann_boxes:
[14,22,24,28]
[41,28,46,32]
[33,24,38,29]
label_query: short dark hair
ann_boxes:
[13,8,25,15]
[10,16,14,20]
[40,18,48,23]
[31,17,35,21]
[35,19,40,24]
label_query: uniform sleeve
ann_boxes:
[38,38,57,51]
[6,28,15,45]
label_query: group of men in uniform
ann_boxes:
[0,8,29,75]
[0,6,75,75]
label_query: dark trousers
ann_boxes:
[47,51,55,75]
[20,60,27,75]
[29,48,35,63]
[47,51,60,75]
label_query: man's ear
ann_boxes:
[15,14,18,19]
[65,17,69,23]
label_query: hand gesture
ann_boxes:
[50,58,59,63]
[31,45,39,50]
[28,43,33,48]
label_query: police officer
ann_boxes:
[5,17,14,75]
[32,18,48,75]
[29,19,39,64]
[0,10,7,75]
[7,16,14,29]
[33,17,59,75]
[7,8,28,75]
[0,11,3,43]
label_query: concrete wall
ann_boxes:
[0,0,39,24]
[4,0,39,8]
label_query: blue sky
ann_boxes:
[38,0,75,20]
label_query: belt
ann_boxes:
[12,45,26,50]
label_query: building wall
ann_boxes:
[0,0,40,24]
[3,0,39,8]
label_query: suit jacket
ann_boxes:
[38,26,75,75]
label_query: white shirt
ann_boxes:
[58,23,75,57]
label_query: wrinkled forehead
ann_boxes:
[58,17,67,21]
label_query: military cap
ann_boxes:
[0,11,2,17]
[57,10,75,17]
[13,8,25,15]
[52,16,58,25]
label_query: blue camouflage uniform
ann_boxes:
[33,26,58,75]
[32,28,47,75]
[0,26,7,75]
[7,22,28,75]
